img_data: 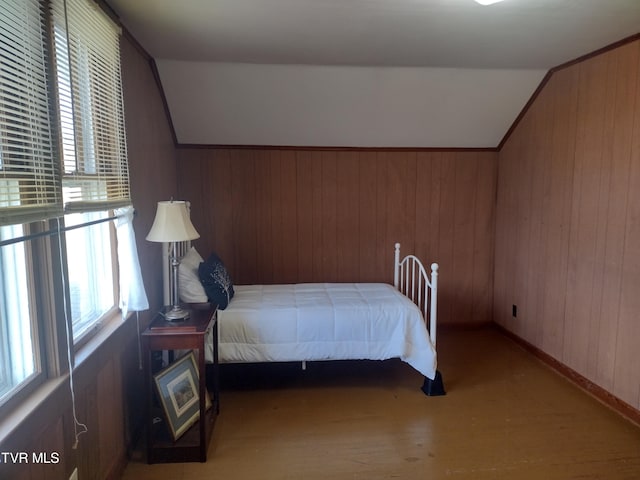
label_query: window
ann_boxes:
[0,0,54,409]
[64,211,117,344]
[0,0,131,411]
[51,0,130,344]
[0,225,39,404]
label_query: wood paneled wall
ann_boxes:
[177,148,497,325]
[494,39,640,409]
[0,321,138,480]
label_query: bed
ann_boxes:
[174,243,445,396]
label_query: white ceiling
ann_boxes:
[108,0,640,69]
[107,0,640,147]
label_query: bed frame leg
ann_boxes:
[421,370,446,396]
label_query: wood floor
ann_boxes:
[122,327,640,479]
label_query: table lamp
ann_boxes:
[146,200,200,320]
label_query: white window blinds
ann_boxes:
[0,0,130,226]
[0,0,61,226]
[51,0,130,213]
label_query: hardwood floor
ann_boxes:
[122,328,640,479]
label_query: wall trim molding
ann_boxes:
[498,32,640,151]
[175,143,498,152]
[493,323,640,428]
[150,59,179,146]
[549,32,640,75]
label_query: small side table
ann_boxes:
[142,303,219,463]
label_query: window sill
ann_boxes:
[74,309,131,368]
[0,376,66,445]
[0,309,137,446]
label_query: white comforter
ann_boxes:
[210,283,437,379]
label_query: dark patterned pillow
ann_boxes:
[198,252,235,309]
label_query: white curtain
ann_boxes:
[114,206,149,317]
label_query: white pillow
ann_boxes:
[178,247,208,303]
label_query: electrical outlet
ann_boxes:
[512,304,517,318]
[69,467,78,480]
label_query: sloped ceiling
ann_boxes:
[107,0,640,148]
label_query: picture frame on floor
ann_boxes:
[153,350,201,441]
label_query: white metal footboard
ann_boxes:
[394,243,439,347]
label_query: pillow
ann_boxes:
[178,247,208,303]
[198,252,235,309]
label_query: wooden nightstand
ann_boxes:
[142,303,219,463]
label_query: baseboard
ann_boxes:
[439,321,494,331]
[105,450,128,480]
[492,323,640,428]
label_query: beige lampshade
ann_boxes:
[146,200,200,242]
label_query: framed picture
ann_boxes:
[153,351,202,441]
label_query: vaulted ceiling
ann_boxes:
[107,0,640,147]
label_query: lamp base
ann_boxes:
[163,305,190,322]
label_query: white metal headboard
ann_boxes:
[394,243,439,347]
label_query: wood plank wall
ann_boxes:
[177,148,497,326]
[0,322,139,480]
[494,39,640,410]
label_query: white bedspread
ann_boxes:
[210,283,437,380]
